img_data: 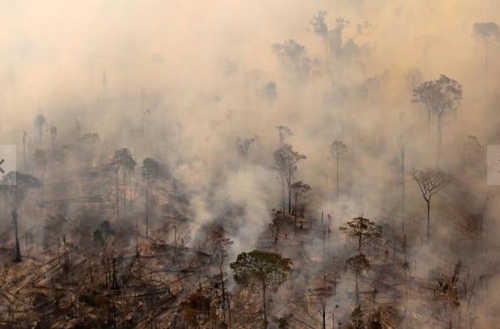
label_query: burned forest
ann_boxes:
[0,1,500,328]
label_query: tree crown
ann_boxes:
[230,250,292,293]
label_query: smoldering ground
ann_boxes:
[1,0,500,327]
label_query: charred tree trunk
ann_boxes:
[12,210,21,262]
[123,171,127,219]
[401,147,406,235]
[287,168,292,214]
[355,271,359,306]
[262,279,267,329]
[437,115,443,168]
[145,178,150,238]
[336,154,340,201]
[426,199,431,243]
[115,168,120,220]
[281,174,285,214]
[321,303,326,329]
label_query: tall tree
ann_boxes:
[290,181,311,217]
[340,216,382,252]
[330,140,348,200]
[473,22,500,76]
[110,148,136,220]
[0,172,41,262]
[411,169,452,243]
[398,137,407,234]
[272,40,313,114]
[34,114,46,143]
[275,126,292,213]
[217,237,233,325]
[413,75,462,165]
[273,144,306,214]
[142,157,160,238]
[230,250,292,329]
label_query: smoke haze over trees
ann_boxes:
[0,0,500,328]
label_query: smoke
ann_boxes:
[1,0,500,326]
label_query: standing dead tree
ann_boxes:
[398,137,407,235]
[330,140,348,200]
[411,169,452,243]
[142,157,160,238]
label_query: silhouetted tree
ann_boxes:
[473,22,500,75]
[230,250,292,329]
[398,137,407,234]
[412,75,462,164]
[261,82,277,107]
[276,125,292,145]
[346,254,371,306]
[142,157,160,238]
[0,172,41,262]
[291,181,311,217]
[110,148,136,220]
[236,136,258,157]
[340,216,382,252]
[34,114,46,143]
[331,140,348,200]
[273,144,306,214]
[411,169,452,242]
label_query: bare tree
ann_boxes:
[398,137,407,234]
[142,157,160,238]
[411,169,452,243]
[330,140,348,200]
